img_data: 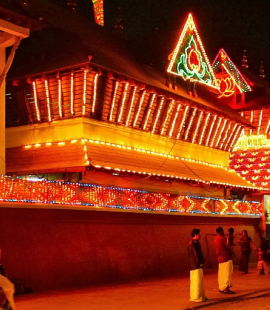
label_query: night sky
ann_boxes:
[49,0,270,80]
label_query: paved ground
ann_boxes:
[14,263,270,310]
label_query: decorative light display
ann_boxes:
[192,110,203,143]
[177,105,189,139]
[257,109,263,135]
[250,110,254,136]
[58,78,63,118]
[92,73,99,114]
[133,90,146,127]
[205,115,217,146]
[32,81,40,121]
[125,86,137,127]
[230,135,270,187]
[22,138,263,190]
[109,81,119,121]
[210,117,222,147]
[70,72,74,115]
[212,48,251,98]
[220,122,231,150]
[216,76,235,98]
[44,80,52,122]
[82,70,87,116]
[167,13,218,89]
[143,93,156,130]
[225,123,238,151]
[0,175,262,216]
[184,108,197,140]
[161,99,174,135]
[199,113,210,145]
[169,103,181,138]
[92,0,104,26]
[215,119,227,147]
[152,97,165,133]
[118,82,129,123]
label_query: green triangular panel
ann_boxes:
[212,49,251,94]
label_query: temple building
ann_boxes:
[0,1,269,293]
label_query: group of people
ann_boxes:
[188,227,270,302]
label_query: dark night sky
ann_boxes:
[49,0,270,79]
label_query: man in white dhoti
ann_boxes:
[0,248,16,310]
[187,229,208,302]
[214,226,235,295]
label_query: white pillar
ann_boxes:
[0,46,5,175]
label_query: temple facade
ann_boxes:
[0,1,268,292]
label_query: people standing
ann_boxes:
[238,230,255,274]
[214,226,235,294]
[187,229,208,302]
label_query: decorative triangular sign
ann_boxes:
[167,13,218,89]
[212,48,251,98]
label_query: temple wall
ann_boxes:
[0,206,261,293]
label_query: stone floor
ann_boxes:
[14,263,270,310]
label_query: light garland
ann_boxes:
[177,105,189,139]
[220,122,231,150]
[169,103,181,138]
[22,138,264,190]
[125,86,137,127]
[143,93,156,130]
[257,109,263,135]
[161,99,174,135]
[58,78,63,118]
[184,108,197,140]
[0,175,262,216]
[133,90,146,127]
[82,70,87,116]
[210,116,222,147]
[152,96,165,133]
[192,110,203,143]
[199,112,210,145]
[224,123,238,151]
[215,119,227,148]
[109,81,119,122]
[117,82,129,123]
[32,81,40,121]
[44,80,52,122]
[70,72,74,115]
[205,115,217,146]
[250,111,254,136]
[92,73,99,114]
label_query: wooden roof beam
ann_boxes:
[0,18,29,39]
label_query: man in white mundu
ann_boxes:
[187,229,208,302]
[214,226,235,295]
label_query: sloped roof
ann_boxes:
[5,0,254,128]
[6,141,260,190]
